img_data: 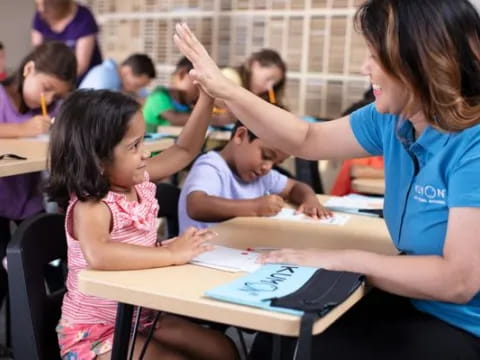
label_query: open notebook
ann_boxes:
[190,245,261,273]
[269,208,350,225]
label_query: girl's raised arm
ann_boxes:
[146,89,213,182]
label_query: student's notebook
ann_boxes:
[269,208,350,225]
[205,264,319,315]
[190,245,261,273]
[325,194,384,217]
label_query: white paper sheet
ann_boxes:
[269,208,350,226]
[27,134,50,142]
[191,245,261,273]
[325,194,384,210]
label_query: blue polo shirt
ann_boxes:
[350,103,480,337]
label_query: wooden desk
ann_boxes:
[0,137,174,177]
[213,199,395,256]
[79,205,395,359]
[0,139,48,177]
[351,178,385,195]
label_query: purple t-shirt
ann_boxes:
[178,151,288,232]
[33,3,102,83]
[0,85,44,220]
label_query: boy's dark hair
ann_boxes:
[175,56,193,74]
[0,42,3,50]
[122,53,156,78]
[46,89,141,209]
[2,41,77,113]
[231,120,257,142]
[231,102,288,142]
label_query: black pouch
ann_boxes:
[270,269,364,360]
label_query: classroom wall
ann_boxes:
[81,0,369,119]
[0,0,35,72]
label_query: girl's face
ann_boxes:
[361,47,409,115]
[107,111,150,193]
[249,61,284,95]
[22,61,71,110]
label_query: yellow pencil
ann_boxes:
[40,93,47,117]
[213,106,228,114]
[268,88,276,104]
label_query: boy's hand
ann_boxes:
[255,194,284,217]
[164,227,215,265]
[296,196,333,219]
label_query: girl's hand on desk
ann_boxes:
[296,197,333,219]
[259,248,344,270]
[255,194,284,217]
[163,227,215,265]
[20,115,51,136]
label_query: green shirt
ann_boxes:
[142,86,191,132]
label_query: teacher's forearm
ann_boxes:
[224,86,310,156]
[339,250,475,304]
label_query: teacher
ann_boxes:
[174,0,480,358]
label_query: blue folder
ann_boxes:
[205,264,319,316]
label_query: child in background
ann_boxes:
[0,42,6,81]
[178,121,332,232]
[0,41,76,313]
[47,89,239,360]
[143,57,199,131]
[213,49,287,125]
[79,53,156,102]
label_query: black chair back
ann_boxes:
[7,213,67,360]
[156,183,181,238]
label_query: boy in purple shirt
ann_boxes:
[178,121,332,232]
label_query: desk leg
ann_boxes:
[112,303,134,360]
[272,335,281,360]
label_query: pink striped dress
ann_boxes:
[57,175,160,359]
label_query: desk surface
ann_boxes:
[213,195,394,256]
[79,201,395,336]
[0,137,174,178]
[351,178,385,195]
[79,265,367,337]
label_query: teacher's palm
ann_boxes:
[173,23,234,100]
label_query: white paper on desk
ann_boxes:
[325,194,383,210]
[269,208,350,226]
[190,245,261,273]
[25,134,50,142]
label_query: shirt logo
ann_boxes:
[413,184,446,205]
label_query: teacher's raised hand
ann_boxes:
[173,23,236,100]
